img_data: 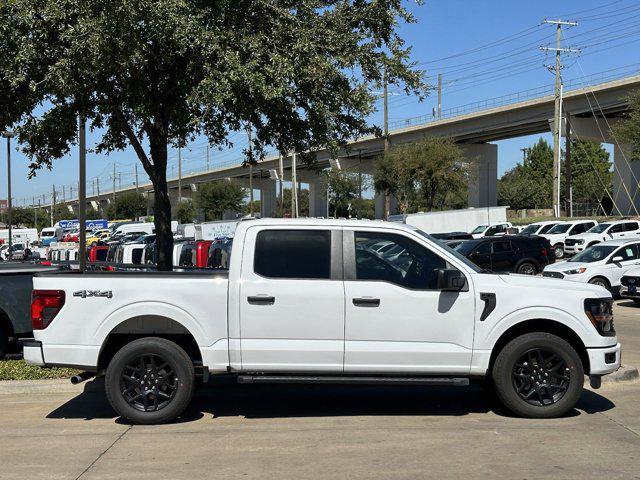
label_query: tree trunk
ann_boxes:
[147,134,174,271]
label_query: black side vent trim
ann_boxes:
[479,292,496,322]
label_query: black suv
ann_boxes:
[453,235,555,275]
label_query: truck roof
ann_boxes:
[238,218,402,229]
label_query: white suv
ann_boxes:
[540,220,598,259]
[564,220,640,256]
[543,239,640,292]
[519,221,562,236]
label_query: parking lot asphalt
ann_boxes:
[1,301,639,480]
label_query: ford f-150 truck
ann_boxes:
[24,219,621,424]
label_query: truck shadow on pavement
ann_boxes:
[46,377,616,424]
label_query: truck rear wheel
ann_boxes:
[491,332,584,418]
[105,337,195,425]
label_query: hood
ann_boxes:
[543,261,591,273]
[494,272,608,295]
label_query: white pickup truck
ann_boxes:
[24,219,621,424]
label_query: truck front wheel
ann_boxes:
[492,332,584,418]
[105,337,195,425]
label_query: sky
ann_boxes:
[1,0,639,205]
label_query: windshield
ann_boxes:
[519,224,540,235]
[570,245,617,263]
[41,231,54,237]
[547,224,571,234]
[471,225,487,234]
[413,229,483,273]
[587,224,609,234]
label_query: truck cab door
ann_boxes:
[342,229,475,374]
[238,227,345,372]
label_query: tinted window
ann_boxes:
[96,249,108,262]
[485,225,507,236]
[254,230,331,279]
[625,222,639,232]
[354,232,447,290]
[474,242,491,255]
[492,241,512,253]
[614,244,639,261]
[132,248,144,265]
[609,224,625,234]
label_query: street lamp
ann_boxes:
[2,131,15,261]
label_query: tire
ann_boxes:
[0,329,8,360]
[105,337,195,425]
[589,276,611,291]
[516,262,537,275]
[491,332,584,418]
[552,244,564,259]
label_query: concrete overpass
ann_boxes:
[48,74,640,218]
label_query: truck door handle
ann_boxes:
[247,295,276,305]
[353,297,380,307]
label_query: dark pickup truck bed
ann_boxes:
[0,263,58,358]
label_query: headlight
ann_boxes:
[564,267,586,274]
[576,239,585,245]
[584,298,615,336]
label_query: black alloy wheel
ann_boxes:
[120,353,178,412]
[512,348,570,406]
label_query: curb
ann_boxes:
[600,365,639,384]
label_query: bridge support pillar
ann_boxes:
[308,177,328,218]
[374,192,398,220]
[464,143,497,208]
[259,180,278,218]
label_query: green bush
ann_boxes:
[0,360,79,381]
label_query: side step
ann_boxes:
[237,375,469,386]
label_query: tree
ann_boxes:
[281,189,309,218]
[105,192,146,220]
[325,168,361,217]
[498,138,612,211]
[3,1,423,269]
[196,181,246,221]
[612,89,640,161]
[374,137,468,213]
[175,200,196,224]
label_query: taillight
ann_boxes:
[31,290,65,330]
[541,248,548,257]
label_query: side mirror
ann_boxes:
[611,256,624,263]
[437,268,467,292]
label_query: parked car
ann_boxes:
[543,239,640,292]
[431,232,474,240]
[0,264,57,358]
[620,268,640,304]
[88,245,109,263]
[469,222,513,239]
[62,228,80,243]
[207,238,233,269]
[564,220,640,256]
[40,226,64,246]
[540,220,598,259]
[86,229,111,246]
[24,219,620,424]
[518,221,561,236]
[453,235,554,275]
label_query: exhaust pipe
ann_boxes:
[70,371,95,385]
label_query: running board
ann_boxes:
[237,375,469,386]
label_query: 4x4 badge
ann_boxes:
[73,290,113,299]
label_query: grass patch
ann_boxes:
[0,360,79,381]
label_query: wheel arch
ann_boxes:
[97,314,203,371]
[588,275,611,291]
[488,319,590,375]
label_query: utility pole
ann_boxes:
[178,147,182,202]
[78,114,87,271]
[541,19,579,217]
[291,152,298,218]
[383,66,389,152]
[96,178,101,216]
[51,185,56,227]
[62,185,66,205]
[2,131,14,255]
[246,126,254,216]
[565,112,573,217]
[278,153,284,217]
[206,145,210,171]
[33,196,37,227]
[112,163,116,201]
[437,73,443,119]
[520,148,529,164]
[135,163,139,194]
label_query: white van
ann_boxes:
[40,227,64,246]
[113,221,178,237]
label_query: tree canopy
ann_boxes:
[1,0,424,269]
[195,181,246,221]
[105,192,147,220]
[374,137,468,213]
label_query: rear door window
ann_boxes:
[254,230,331,279]
[625,222,640,232]
[491,241,512,254]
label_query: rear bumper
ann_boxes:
[21,340,45,366]
[587,343,621,375]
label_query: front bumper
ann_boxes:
[587,343,621,375]
[564,244,585,255]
